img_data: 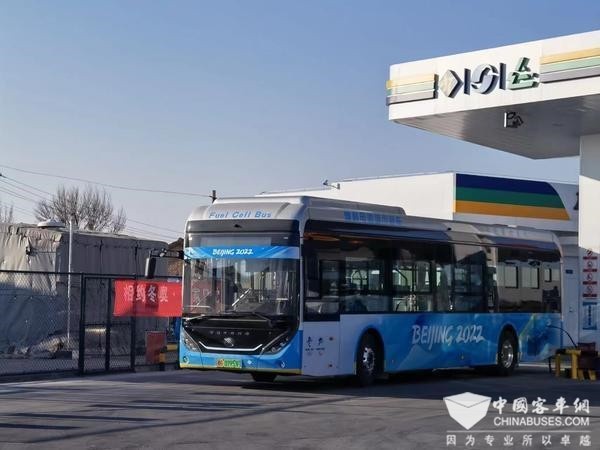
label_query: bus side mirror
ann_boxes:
[145,257,157,279]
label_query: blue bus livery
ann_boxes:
[179,197,562,385]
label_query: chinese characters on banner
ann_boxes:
[113,280,182,317]
[581,249,598,332]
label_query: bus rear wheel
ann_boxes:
[251,372,277,383]
[356,333,379,386]
[495,331,518,376]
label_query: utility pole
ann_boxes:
[67,218,73,349]
[210,190,217,203]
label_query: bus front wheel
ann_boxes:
[356,333,379,386]
[251,372,277,382]
[495,331,518,376]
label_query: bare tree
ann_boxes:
[110,207,127,234]
[0,198,14,223]
[34,185,127,233]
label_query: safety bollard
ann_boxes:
[159,346,167,371]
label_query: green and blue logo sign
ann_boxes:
[438,57,538,98]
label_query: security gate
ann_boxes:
[0,270,178,378]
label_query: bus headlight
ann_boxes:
[264,334,291,354]
[182,329,201,352]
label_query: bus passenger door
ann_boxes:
[302,319,340,376]
[302,258,341,375]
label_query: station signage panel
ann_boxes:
[387,47,600,105]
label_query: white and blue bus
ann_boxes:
[180,196,562,385]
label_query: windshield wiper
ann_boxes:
[184,312,238,323]
[185,311,275,327]
[183,315,206,322]
[247,311,274,327]
[229,310,275,326]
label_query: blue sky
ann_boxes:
[1,1,599,240]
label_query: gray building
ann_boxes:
[0,222,171,362]
[0,222,167,274]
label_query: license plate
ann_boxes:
[216,358,242,369]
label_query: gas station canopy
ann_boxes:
[387,31,600,159]
[388,30,600,343]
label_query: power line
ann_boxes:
[126,224,178,237]
[0,173,53,196]
[0,185,39,203]
[0,164,213,198]
[1,202,37,220]
[0,193,38,220]
[0,173,186,236]
[0,184,180,237]
[127,218,182,234]
[124,225,179,241]
[1,196,179,238]
[0,177,47,200]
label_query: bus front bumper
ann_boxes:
[179,330,302,374]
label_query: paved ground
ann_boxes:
[0,366,599,450]
[0,353,179,378]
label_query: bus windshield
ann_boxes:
[184,258,299,317]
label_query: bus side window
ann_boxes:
[304,255,320,299]
[343,258,387,312]
[321,260,340,298]
[486,266,498,312]
[392,260,414,311]
[453,244,486,312]
[485,246,498,312]
[521,258,541,312]
[302,237,341,319]
[305,260,341,315]
[435,264,451,311]
[434,243,453,312]
[542,258,561,313]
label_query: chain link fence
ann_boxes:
[0,270,180,378]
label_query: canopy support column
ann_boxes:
[578,134,600,344]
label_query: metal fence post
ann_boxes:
[130,277,137,372]
[105,279,112,372]
[78,274,86,375]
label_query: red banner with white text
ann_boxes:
[113,279,182,317]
